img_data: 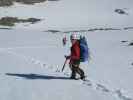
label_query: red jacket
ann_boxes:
[70,41,80,63]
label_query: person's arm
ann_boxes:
[65,55,71,59]
[70,44,80,60]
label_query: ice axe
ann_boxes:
[62,58,68,72]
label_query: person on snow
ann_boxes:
[65,33,85,80]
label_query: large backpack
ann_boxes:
[79,36,89,62]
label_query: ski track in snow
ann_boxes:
[0,47,133,100]
[0,48,47,69]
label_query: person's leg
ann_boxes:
[70,64,76,79]
[71,65,85,80]
[76,67,85,80]
[73,60,85,80]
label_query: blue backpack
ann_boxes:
[79,36,89,62]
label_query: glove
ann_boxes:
[65,55,70,59]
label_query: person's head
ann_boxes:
[70,33,80,44]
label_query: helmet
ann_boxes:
[70,33,80,40]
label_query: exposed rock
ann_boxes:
[121,41,128,43]
[115,9,128,15]
[129,42,133,46]
[0,17,41,26]
[0,27,12,30]
[46,30,61,33]
[15,0,47,5]
[124,27,133,30]
[0,0,13,6]
[0,0,59,6]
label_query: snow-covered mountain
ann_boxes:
[0,0,133,100]
[0,0,132,30]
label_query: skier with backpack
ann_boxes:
[64,33,89,80]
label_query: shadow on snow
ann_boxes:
[5,73,70,80]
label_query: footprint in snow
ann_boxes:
[115,90,133,100]
[96,84,110,93]
[83,80,92,86]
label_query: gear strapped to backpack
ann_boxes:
[79,36,90,62]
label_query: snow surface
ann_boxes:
[0,0,133,100]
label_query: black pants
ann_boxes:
[70,60,85,79]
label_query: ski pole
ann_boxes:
[62,59,67,72]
